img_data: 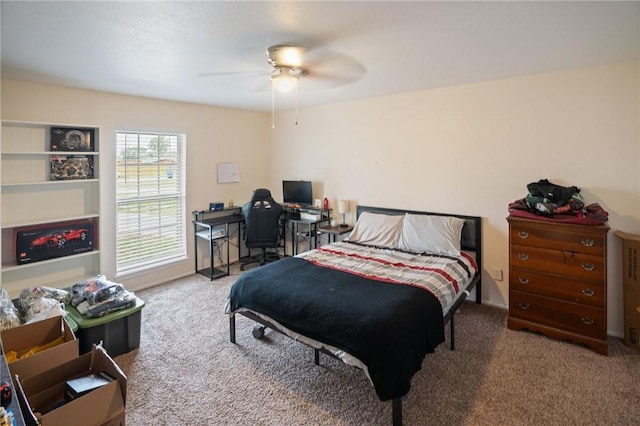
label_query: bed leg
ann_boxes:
[392,398,403,426]
[314,349,320,365]
[230,315,236,344]
[450,314,455,351]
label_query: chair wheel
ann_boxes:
[252,325,265,339]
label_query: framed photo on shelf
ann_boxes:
[50,155,94,180]
[50,127,95,152]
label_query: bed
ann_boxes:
[225,205,482,425]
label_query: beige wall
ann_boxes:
[1,61,638,336]
[269,61,640,336]
[1,79,271,289]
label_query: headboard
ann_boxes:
[356,205,483,302]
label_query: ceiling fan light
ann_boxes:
[271,72,299,93]
[279,48,302,67]
[267,45,302,68]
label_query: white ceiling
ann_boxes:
[1,1,639,112]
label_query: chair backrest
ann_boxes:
[242,188,283,249]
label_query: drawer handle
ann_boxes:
[582,317,594,326]
[518,231,529,239]
[581,238,595,247]
[518,303,530,310]
[518,253,529,261]
[582,288,595,297]
[518,277,530,284]
[582,263,595,271]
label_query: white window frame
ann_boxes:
[115,130,187,275]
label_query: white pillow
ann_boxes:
[398,213,465,256]
[346,211,403,248]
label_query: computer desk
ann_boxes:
[193,206,334,273]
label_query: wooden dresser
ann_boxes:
[507,216,610,355]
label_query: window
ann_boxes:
[116,131,186,274]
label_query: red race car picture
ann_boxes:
[29,228,88,249]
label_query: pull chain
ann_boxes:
[271,83,275,129]
[295,83,299,125]
[271,81,299,128]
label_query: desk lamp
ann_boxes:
[338,199,350,227]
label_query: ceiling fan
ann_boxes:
[198,44,364,92]
[196,44,306,92]
[198,43,365,126]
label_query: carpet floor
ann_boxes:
[115,264,640,425]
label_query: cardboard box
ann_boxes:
[15,345,126,426]
[15,219,96,264]
[615,230,640,352]
[1,315,78,380]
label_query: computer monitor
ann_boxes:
[282,180,312,206]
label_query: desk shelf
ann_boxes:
[197,265,229,280]
[194,228,229,280]
[193,208,242,280]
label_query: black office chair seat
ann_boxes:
[240,189,283,271]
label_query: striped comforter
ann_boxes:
[297,241,478,314]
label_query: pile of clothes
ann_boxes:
[0,286,68,331]
[508,178,609,225]
[68,275,137,318]
[0,275,137,331]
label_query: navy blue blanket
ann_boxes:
[228,256,445,401]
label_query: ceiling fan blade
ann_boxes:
[197,70,270,78]
[302,73,354,90]
[302,48,366,87]
[248,80,272,93]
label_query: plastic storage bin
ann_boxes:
[65,297,144,357]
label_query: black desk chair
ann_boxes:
[240,188,283,270]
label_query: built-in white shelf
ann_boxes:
[1,120,101,297]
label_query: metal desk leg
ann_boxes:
[228,224,231,275]
[209,236,214,281]
[282,221,287,257]
[194,223,199,273]
[238,222,244,261]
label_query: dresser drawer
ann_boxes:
[510,222,606,255]
[509,290,606,339]
[510,268,605,307]
[510,244,605,282]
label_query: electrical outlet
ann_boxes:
[491,268,503,281]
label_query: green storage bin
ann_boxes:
[66,297,144,357]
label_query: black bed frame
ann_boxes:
[229,205,483,426]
